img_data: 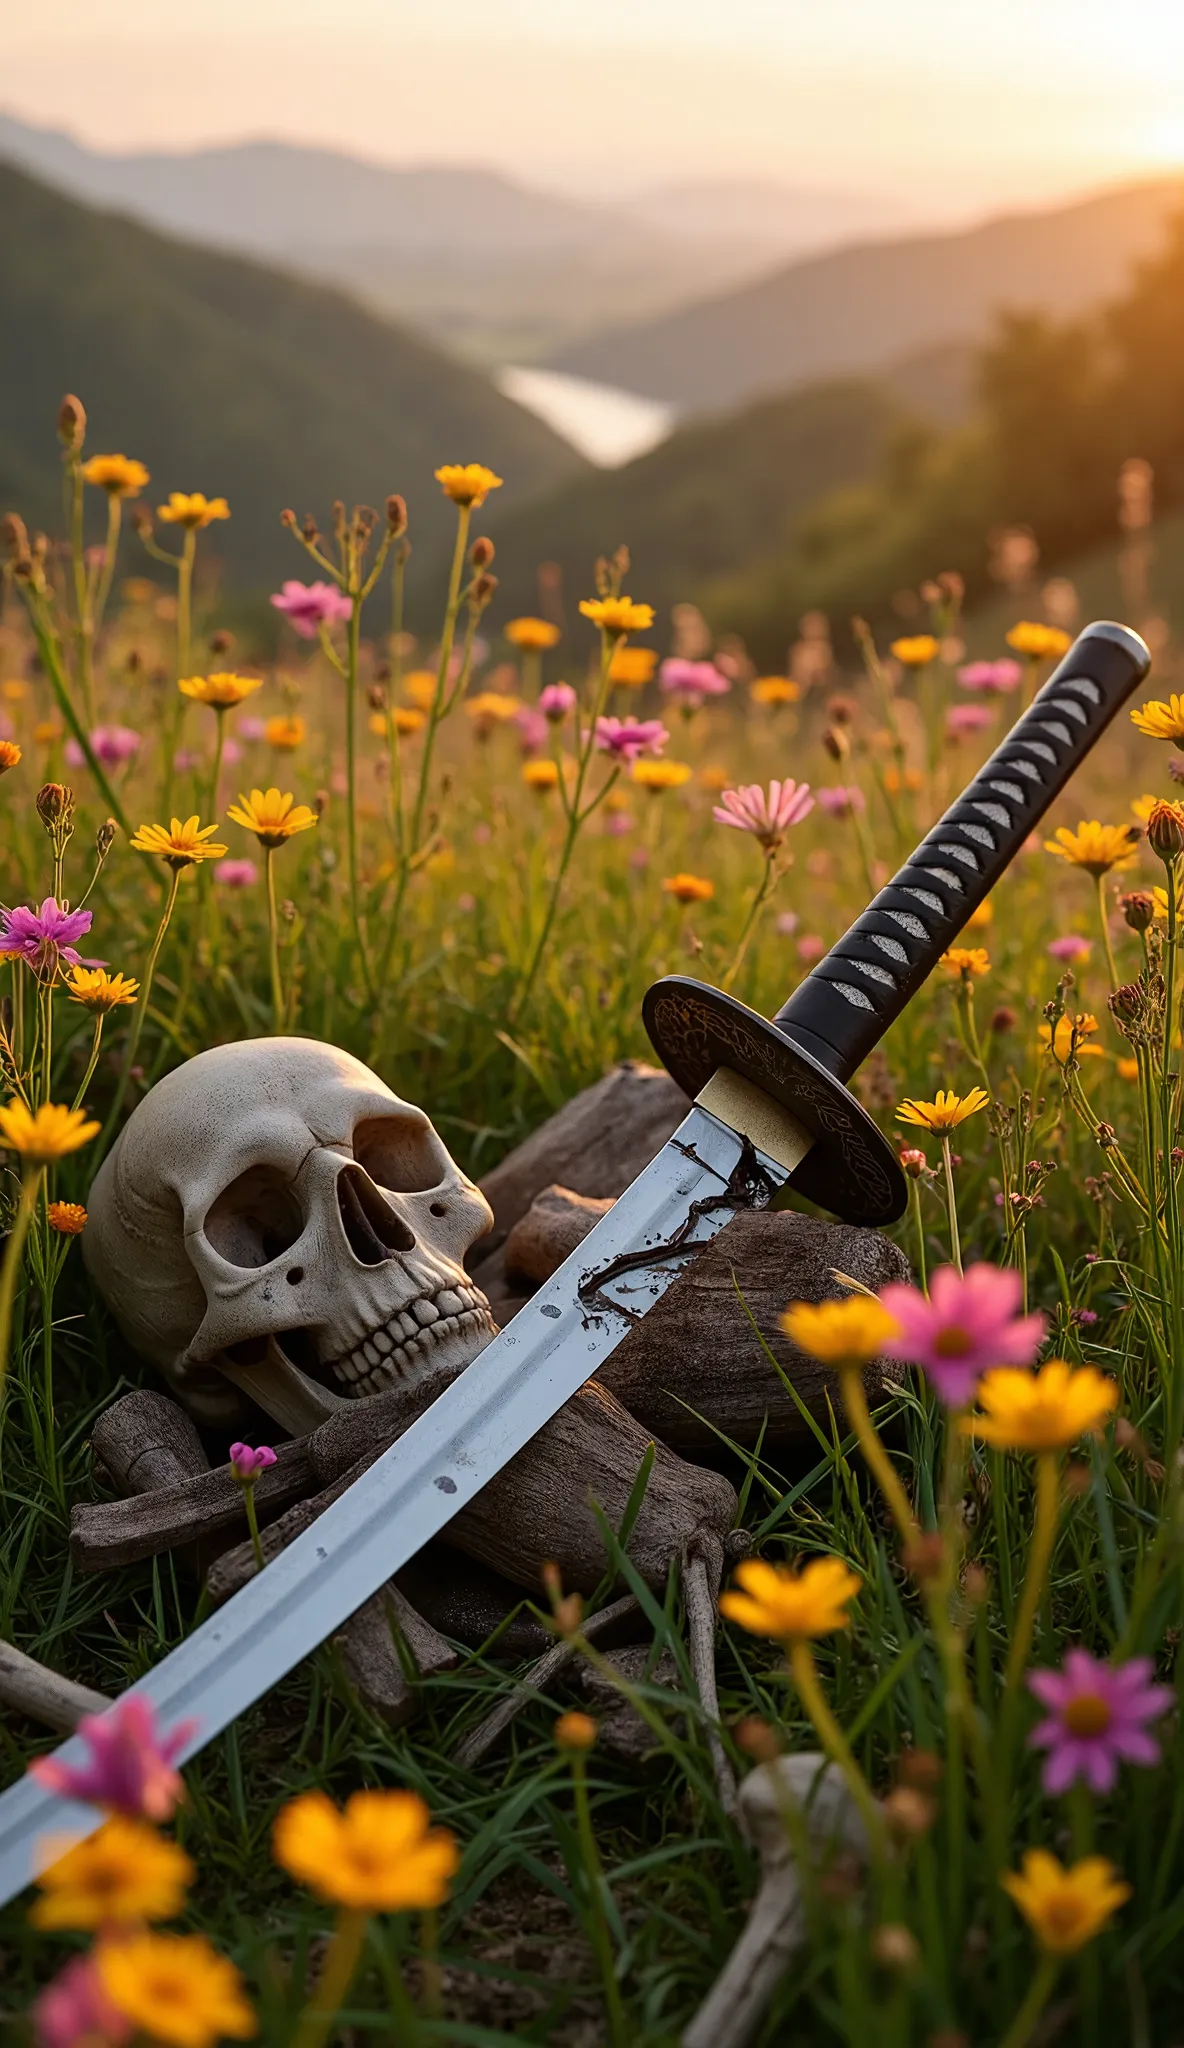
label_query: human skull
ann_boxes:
[84,1038,496,1432]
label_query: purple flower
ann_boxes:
[946,703,993,737]
[0,899,93,972]
[64,726,142,771]
[515,707,548,756]
[540,682,577,723]
[659,658,731,710]
[1028,1649,1172,1794]
[1071,1307,1098,1326]
[270,579,352,639]
[230,1441,277,1482]
[34,1955,131,2048]
[1048,934,1091,963]
[29,1694,197,1820]
[879,1263,1046,1406]
[592,716,669,763]
[238,715,267,743]
[816,784,866,817]
[215,859,259,889]
[957,658,1023,693]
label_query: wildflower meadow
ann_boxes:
[3,396,1184,2047]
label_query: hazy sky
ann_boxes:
[7,0,1184,215]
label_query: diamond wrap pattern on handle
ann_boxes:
[774,621,1152,1082]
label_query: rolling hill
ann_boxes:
[552,178,1184,411]
[0,160,586,589]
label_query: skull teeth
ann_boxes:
[328,1285,493,1396]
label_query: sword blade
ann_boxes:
[0,1103,799,1906]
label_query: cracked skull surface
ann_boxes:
[84,1038,496,1430]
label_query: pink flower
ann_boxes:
[64,726,142,770]
[29,1695,197,1820]
[172,749,202,773]
[713,779,814,851]
[629,846,650,871]
[34,1954,131,2048]
[797,934,825,963]
[230,1441,277,1482]
[776,910,800,936]
[223,738,243,765]
[0,899,93,971]
[592,716,669,762]
[816,784,866,818]
[659,658,731,710]
[946,703,993,737]
[1027,1649,1172,1794]
[957,658,1023,692]
[515,707,548,756]
[879,1263,1046,1407]
[539,682,577,723]
[270,579,352,638]
[215,859,259,890]
[604,811,634,836]
[238,715,267,743]
[1048,934,1091,962]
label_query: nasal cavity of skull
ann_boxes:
[337,1163,415,1263]
[353,1115,449,1196]
[204,1166,304,1269]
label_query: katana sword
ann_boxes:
[0,620,1149,1904]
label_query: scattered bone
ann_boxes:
[503,1187,614,1288]
[453,1593,643,1769]
[0,1640,111,1733]
[682,1529,738,1820]
[336,1582,459,1728]
[70,1438,316,1573]
[682,1754,871,2048]
[91,1390,210,1493]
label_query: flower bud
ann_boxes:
[301,514,319,543]
[367,683,386,711]
[1121,890,1155,932]
[209,629,234,655]
[882,1787,936,1841]
[385,494,408,535]
[470,535,495,569]
[280,508,297,530]
[95,819,118,858]
[872,1924,919,1970]
[898,1146,927,1178]
[57,393,86,452]
[36,782,74,831]
[471,573,498,608]
[898,1748,943,1791]
[826,692,856,725]
[1147,799,1184,863]
[0,511,30,561]
[314,789,329,818]
[554,1711,597,1752]
[355,504,378,539]
[989,1005,1017,1034]
[1110,982,1143,1023]
[822,724,850,763]
[732,1716,781,1763]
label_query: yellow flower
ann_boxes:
[890,634,939,667]
[1044,820,1140,876]
[82,454,149,499]
[434,463,503,508]
[609,645,658,686]
[66,966,141,1012]
[940,946,990,978]
[554,1711,598,1752]
[633,758,692,792]
[97,1932,255,2048]
[2,679,27,701]
[371,707,426,739]
[579,596,656,636]
[227,788,318,848]
[465,692,522,732]
[1131,793,1159,824]
[404,670,438,710]
[780,1295,901,1371]
[131,817,228,869]
[663,872,714,904]
[523,758,560,792]
[273,1788,459,1912]
[964,1360,1118,1453]
[884,765,924,794]
[0,1100,99,1164]
[33,722,61,746]
[897,1087,989,1133]
[265,715,306,751]
[750,675,800,705]
[31,1817,193,1930]
[965,898,993,928]
[1038,1013,1105,1064]
[720,1555,861,1641]
[1006,621,1073,661]
[1153,885,1170,920]
[0,740,22,772]
[178,673,262,709]
[1001,1850,1130,1956]
[157,493,230,529]
[1131,695,1184,748]
[506,615,561,651]
[698,764,730,791]
[47,1200,88,1234]
[1116,1055,1140,1081]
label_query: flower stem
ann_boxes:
[1096,874,1119,990]
[241,1480,265,1572]
[940,1133,963,1275]
[0,1169,40,1405]
[71,1017,105,1114]
[908,1174,929,1295]
[788,1638,884,1860]
[838,1363,917,1545]
[293,1907,369,2048]
[1003,1451,1060,1696]
[998,1953,1059,2048]
[265,847,284,1035]
[101,865,182,1147]
[570,1747,629,2048]
[721,849,778,992]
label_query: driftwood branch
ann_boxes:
[0,1641,111,1732]
[452,1593,642,1769]
[70,1438,317,1572]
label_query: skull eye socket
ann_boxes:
[353,1115,449,1195]
[204,1166,304,1269]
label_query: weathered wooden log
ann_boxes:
[91,1390,210,1493]
[336,1582,459,1728]
[503,1186,614,1287]
[70,1438,316,1572]
[0,1641,111,1732]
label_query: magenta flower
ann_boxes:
[34,1954,131,2048]
[604,810,634,836]
[776,910,800,936]
[1048,934,1091,962]
[539,682,577,723]
[1027,1649,1172,1794]
[230,1441,277,1482]
[215,859,260,889]
[592,716,669,762]
[946,703,993,737]
[515,706,548,756]
[270,579,352,638]
[797,934,825,962]
[0,899,93,972]
[238,715,267,743]
[879,1263,1046,1406]
[65,726,142,771]
[29,1695,197,1820]
[713,778,814,851]
[957,658,1023,692]
[816,784,866,818]
[659,658,731,710]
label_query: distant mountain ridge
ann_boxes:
[552,179,1184,411]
